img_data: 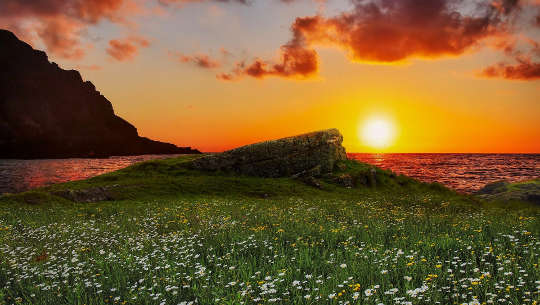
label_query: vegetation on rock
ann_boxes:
[192,129,347,178]
[476,179,540,205]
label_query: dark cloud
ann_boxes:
[0,0,128,23]
[298,0,522,62]
[219,0,537,80]
[480,37,540,80]
[481,58,540,80]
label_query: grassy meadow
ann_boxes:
[0,156,539,305]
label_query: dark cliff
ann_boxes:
[0,29,200,158]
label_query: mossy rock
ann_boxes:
[476,179,540,205]
[191,129,347,177]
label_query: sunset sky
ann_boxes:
[1,0,539,153]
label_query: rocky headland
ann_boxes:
[0,29,200,158]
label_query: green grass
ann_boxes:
[508,179,540,188]
[0,156,539,305]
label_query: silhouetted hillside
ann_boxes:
[0,29,200,158]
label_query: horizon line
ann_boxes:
[200,151,540,154]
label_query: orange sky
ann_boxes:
[1,0,539,152]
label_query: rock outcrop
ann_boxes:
[475,179,540,205]
[53,187,115,203]
[192,129,347,177]
[0,29,200,158]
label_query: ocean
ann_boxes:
[0,154,538,194]
[349,153,539,192]
[0,155,181,194]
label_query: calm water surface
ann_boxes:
[349,153,539,193]
[0,155,181,194]
[0,154,538,194]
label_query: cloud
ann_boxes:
[35,17,86,60]
[294,4,499,62]
[218,44,318,80]
[159,0,249,4]
[0,0,140,60]
[219,0,537,80]
[479,37,540,80]
[107,36,151,61]
[0,0,312,61]
[157,0,300,5]
[3,0,536,81]
[169,51,221,68]
[220,48,232,57]
[0,0,127,22]
[480,58,540,80]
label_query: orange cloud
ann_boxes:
[159,0,248,4]
[302,0,524,61]
[107,36,150,61]
[170,51,221,68]
[0,0,139,60]
[220,0,537,80]
[0,0,300,60]
[36,17,86,60]
[157,0,299,5]
[479,38,540,80]
[218,44,318,80]
[480,59,540,80]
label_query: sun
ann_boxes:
[360,117,396,149]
